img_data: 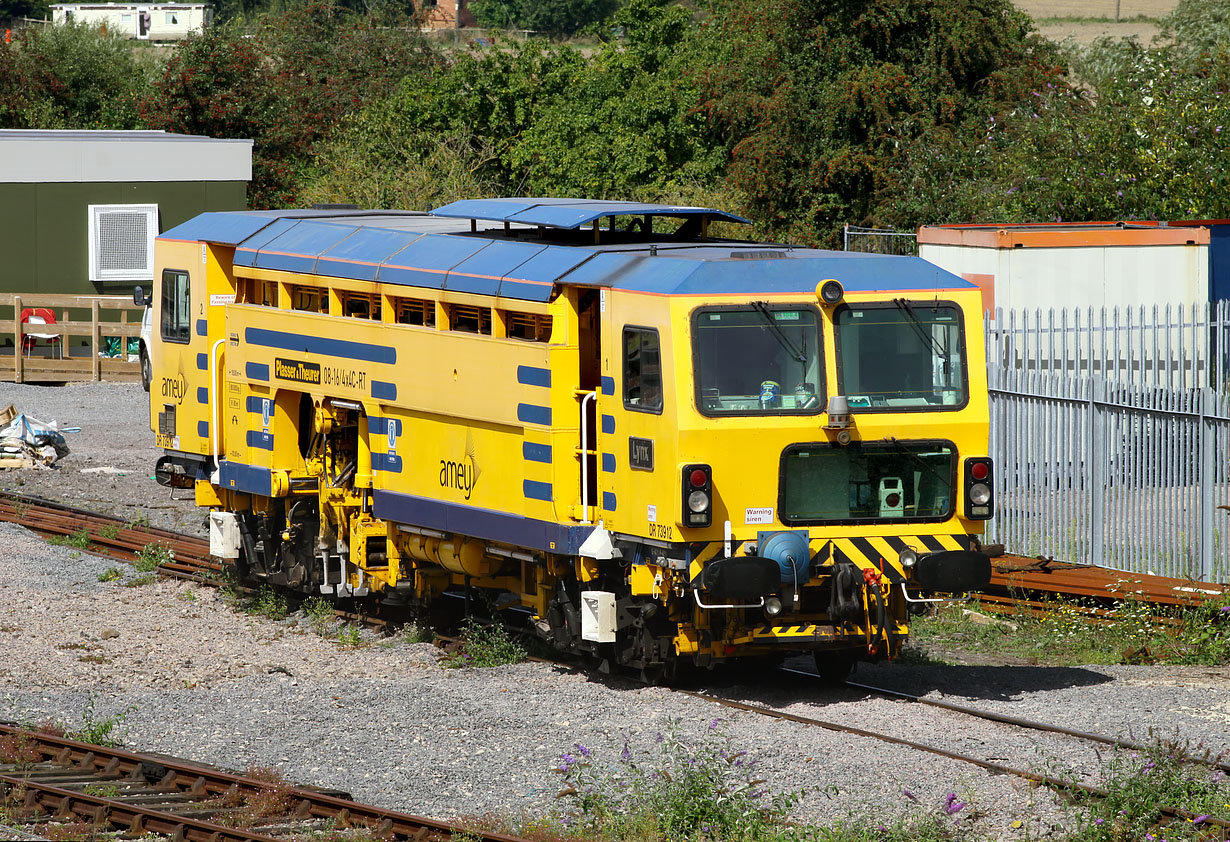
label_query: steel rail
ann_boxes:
[0,725,532,842]
[824,673,1230,774]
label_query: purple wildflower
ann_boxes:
[656,732,664,744]
[620,743,632,762]
[944,792,966,815]
[1144,760,1156,770]
[1194,815,1210,824]
[709,717,722,730]
[1096,819,1104,825]
[1220,605,1230,612]
[902,788,919,802]
[575,743,591,758]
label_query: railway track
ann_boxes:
[0,723,529,842]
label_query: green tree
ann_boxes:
[469,0,616,36]
[305,0,730,209]
[1,0,50,25]
[302,37,584,205]
[142,0,437,207]
[0,23,151,129]
[886,7,1230,225]
[510,0,724,198]
[694,0,1065,245]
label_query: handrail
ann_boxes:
[576,390,595,525]
[209,338,225,481]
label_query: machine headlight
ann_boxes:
[899,547,918,569]
[969,483,992,505]
[687,490,710,513]
[765,597,783,617]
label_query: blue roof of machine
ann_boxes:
[429,197,752,228]
[158,206,973,303]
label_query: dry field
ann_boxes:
[1014,0,1180,44]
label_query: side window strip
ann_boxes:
[160,268,191,344]
[623,327,663,414]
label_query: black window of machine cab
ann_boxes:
[624,327,663,413]
[692,304,824,416]
[780,440,956,524]
[834,300,967,411]
[160,269,191,344]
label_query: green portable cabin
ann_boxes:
[0,129,252,297]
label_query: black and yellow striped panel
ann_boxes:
[830,534,973,584]
[740,624,839,644]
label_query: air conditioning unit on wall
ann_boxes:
[88,204,158,285]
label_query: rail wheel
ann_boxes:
[814,649,857,684]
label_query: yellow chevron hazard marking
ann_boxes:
[935,534,965,551]
[747,624,838,642]
[833,538,874,568]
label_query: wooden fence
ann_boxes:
[0,294,143,384]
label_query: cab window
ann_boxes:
[160,269,191,344]
[624,327,663,413]
[692,305,824,416]
[835,301,966,410]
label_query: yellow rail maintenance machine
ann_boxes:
[145,199,993,679]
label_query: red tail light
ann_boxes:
[683,463,712,528]
[964,458,993,520]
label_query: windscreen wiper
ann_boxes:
[892,298,949,363]
[883,436,951,488]
[751,301,807,363]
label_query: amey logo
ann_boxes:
[439,430,481,501]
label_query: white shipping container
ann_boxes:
[917,224,1211,315]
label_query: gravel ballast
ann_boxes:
[1,382,1227,839]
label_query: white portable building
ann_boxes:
[917,223,1213,315]
[50,3,211,40]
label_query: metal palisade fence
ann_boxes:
[985,303,1230,583]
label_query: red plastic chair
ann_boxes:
[20,308,62,358]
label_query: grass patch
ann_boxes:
[96,523,120,540]
[69,696,135,748]
[124,573,158,587]
[441,619,526,669]
[82,783,119,798]
[134,542,174,572]
[126,513,151,531]
[397,622,434,645]
[49,527,91,550]
[336,622,364,647]
[96,566,122,583]
[908,593,1230,666]
[302,596,335,633]
[249,585,289,621]
[177,589,198,602]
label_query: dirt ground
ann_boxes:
[1014,0,1180,44]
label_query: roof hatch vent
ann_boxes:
[730,250,787,260]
